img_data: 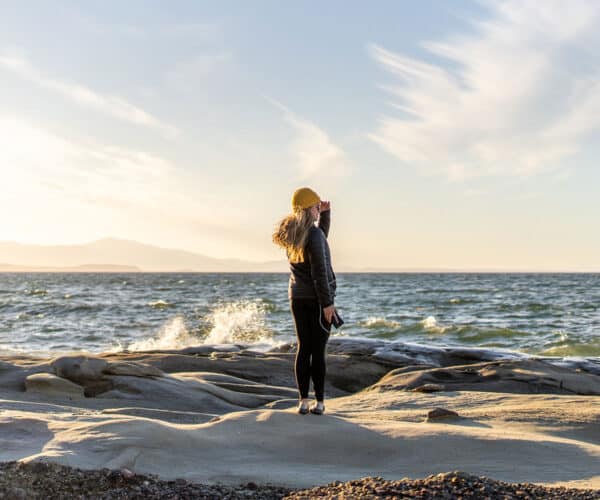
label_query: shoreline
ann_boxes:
[1,339,599,491]
[3,336,600,373]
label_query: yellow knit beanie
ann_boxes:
[291,187,321,211]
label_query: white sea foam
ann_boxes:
[421,315,448,333]
[361,317,401,329]
[422,316,438,328]
[127,316,196,351]
[203,300,271,345]
[147,299,174,309]
[0,344,25,355]
[126,300,276,352]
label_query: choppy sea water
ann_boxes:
[0,273,599,360]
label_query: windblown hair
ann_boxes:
[272,208,315,263]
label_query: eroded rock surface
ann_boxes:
[371,359,600,395]
[2,340,600,489]
[24,373,85,400]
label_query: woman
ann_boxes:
[272,187,337,415]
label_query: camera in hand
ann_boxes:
[331,309,344,329]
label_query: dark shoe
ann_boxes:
[310,403,325,415]
[297,403,309,415]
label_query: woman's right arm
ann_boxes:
[318,208,331,238]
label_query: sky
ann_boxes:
[1,0,599,271]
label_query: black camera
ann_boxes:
[331,310,344,329]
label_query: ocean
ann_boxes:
[1,273,599,359]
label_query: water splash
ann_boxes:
[422,316,438,328]
[421,315,448,333]
[203,300,271,344]
[125,300,273,351]
[127,316,197,351]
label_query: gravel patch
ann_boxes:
[1,463,598,499]
[286,471,600,499]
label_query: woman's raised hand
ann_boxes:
[319,200,331,212]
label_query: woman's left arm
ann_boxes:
[318,204,331,238]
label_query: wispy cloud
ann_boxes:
[0,117,175,205]
[166,51,233,91]
[0,116,266,257]
[369,1,600,180]
[0,51,178,137]
[0,116,230,239]
[269,99,348,181]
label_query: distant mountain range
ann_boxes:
[0,238,288,272]
[0,238,569,273]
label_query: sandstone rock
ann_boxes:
[51,356,164,383]
[412,383,445,393]
[24,373,85,399]
[427,408,459,420]
[103,361,163,378]
[372,359,600,395]
[99,350,390,396]
[51,356,108,383]
[94,372,284,413]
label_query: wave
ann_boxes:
[202,300,272,345]
[359,317,402,330]
[125,300,276,352]
[126,316,198,351]
[148,300,175,309]
[12,302,101,317]
[452,326,526,342]
[66,304,99,313]
[358,315,533,345]
[420,315,448,333]
[15,312,45,320]
[357,315,452,335]
[537,339,600,357]
[0,346,27,356]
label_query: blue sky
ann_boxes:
[1,1,599,270]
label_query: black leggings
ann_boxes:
[290,299,331,401]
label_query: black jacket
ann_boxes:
[288,210,337,307]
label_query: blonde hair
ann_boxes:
[272,207,316,263]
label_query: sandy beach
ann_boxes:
[1,338,599,497]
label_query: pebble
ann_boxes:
[0,461,291,499]
[6,487,27,500]
[120,468,134,479]
[1,462,598,499]
[285,472,600,499]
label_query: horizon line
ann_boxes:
[1,268,599,274]
[1,239,598,274]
